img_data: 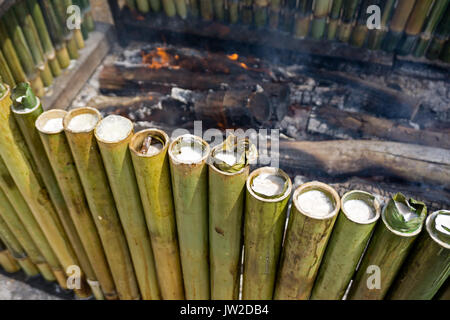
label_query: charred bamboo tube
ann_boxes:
[0,21,28,84]
[213,0,225,21]
[14,1,54,87]
[1,13,45,97]
[10,84,99,297]
[228,0,239,24]
[388,210,450,300]
[64,108,140,301]
[310,190,381,300]
[398,0,435,55]
[348,193,427,300]
[338,0,360,43]
[426,6,450,60]
[136,0,150,13]
[168,134,210,300]
[175,0,188,18]
[187,0,200,18]
[327,0,343,40]
[0,49,16,87]
[208,135,257,300]
[254,0,269,27]
[311,0,332,39]
[367,0,396,50]
[200,0,214,20]
[242,167,292,300]
[95,115,161,300]
[0,240,21,273]
[274,181,340,300]
[383,0,416,52]
[27,0,62,77]
[35,110,117,300]
[413,0,449,57]
[162,0,177,17]
[293,0,313,38]
[130,129,184,300]
[0,85,91,297]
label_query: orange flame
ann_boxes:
[239,62,249,70]
[227,53,239,61]
[141,47,180,70]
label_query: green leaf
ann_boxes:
[11,82,37,110]
[385,193,427,233]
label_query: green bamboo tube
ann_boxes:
[14,1,54,87]
[200,0,214,20]
[274,181,340,300]
[241,0,253,25]
[254,0,270,27]
[0,240,21,273]
[74,29,85,50]
[188,0,200,18]
[168,134,210,300]
[0,85,92,297]
[426,6,450,60]
[327,0,343,40]
[228,0,239,24]
[367,0,396,50]
[383,0,416,52]
[242,167,292,300]
[348,193,427,300]
[10,83,100,297]
[413,0,449,57]
[130,129,184,300]
[53,0,79,60]
[268,0,281,29]
[311,0,332,39]
[35,110,118,300]
[337,0,360,42]
[95,115,161,300]
[162,0,177,17]
[0,49,16,87]
[208,135,256,300]
[80,0,95,32]
[20,258,42,277]
[136,0,150,13]
[149,0,162,12]
[64,108,140,301]
[213,0,225,21]
[126,0,137,10]
[388,210,449,300]
[350,0,372,47]
[27,0,62,77]
[311,190,381,300]
[0,21,28,83]
[398,0,434,55]
[175,0,188,18]
[293,0,313,38]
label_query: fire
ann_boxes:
[240,62,249,70]
[141,47,180,70]
[227,53,239,61]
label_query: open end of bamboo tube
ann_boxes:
[293,181,340,220]
[35,109,67,134]
[63,107,101,133]
[341,190,380,225]
[129,129,169,158]
[426,210,450,249]
[11,83,41,114]
[247,167,292,202]
[95,115,134,144]
[168,134,210,165]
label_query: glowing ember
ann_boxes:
[227,53,239,61]
[240,62,249,70]
[141,47,180,70]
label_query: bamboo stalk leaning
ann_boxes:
[348,193,427,300]
[268,0,281,29]
[52,0,80,60]
[213,0,225,22]
[426,6,450,60]
[162,0,177,17]
[208,135,257,300]
[136,0,150,13]
[130,129,184,300]
[95,115,161,300]
[367,0,396,49]
[200,0,214,20]
[0,49,17,87]
[241,0,253,25]
[310,190,381,300]
[11,83,98,294]
[149,0,162,12]
[64,107,140,301]
[293,0,313,39]
[0,84,92,298]
[327,0,343,40]
[174,0,188,19]
[388,210,449,300]
[228,0,239,24]
[242,167,292,300]
[311,0,332,39]
[274,181,340,300]
[254,0,270,27]
[382,0,417,52]
[350,0,373,47]
[337,0,360,43]
[0,239,21,274]
[168,134,210,300]
[0,21,28,84]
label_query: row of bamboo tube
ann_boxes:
[124,0,450,63]
[0,0,96,99]
[0,81,448,300]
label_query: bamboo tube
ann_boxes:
[388,210,449,300]
[80,0,95,32]
[208,135,257,300]
[338,0,360,43]
[350,0,373,47]
[268,0,281,29]
[126,0,137,10]
[168,134,210,300]
[27,0,62,77]
[10,84,100,297]
[311,0,332,39]
[0,85,91,297]
[254,0,270,27]
[327,0,343,40]
[175,0,188,19]
[413,0,449,57]
[426,6,450,60]
[136,0,150,13]
[1,13,45,97]
[348,193,427,300]
[95,115,161,300]
[228,0,239,24]
[188,0,200,18]
[0,240,21,273]
[35,110,118,300]
[14,0,54,87]
[367,0,396,50]
[0,49,16,87]
[293,0,313,38]
[242,167,292,300]
[274,181,340,300]
[398,0,434,55]
[130,129,184,300]
[241,0,253,25]
[200,0,214,20]
[310,190,381,300]
[39,0,71,69]
[52,0,79,60]
[149,0,162,12]
[162,0,177,16]
[0,21,28,83]
[435,280,450,300]
[213,0,225,21]
[64,108,140,301]
[383,0,416,52]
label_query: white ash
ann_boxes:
[96,115,133,143]
[297,189,335,218]
[67,113,99,132]
[171,88,193,104]
[252,173,286,198]
[41,118,64,133]
[174,145,203,163]
[344,199,376,223]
